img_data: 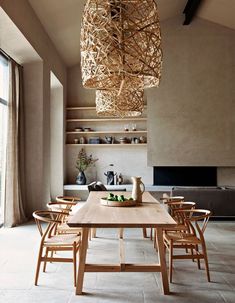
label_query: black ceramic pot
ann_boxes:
[76,171,87,185]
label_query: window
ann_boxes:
[0,53,9,226]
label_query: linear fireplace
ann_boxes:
[153,167,217,186]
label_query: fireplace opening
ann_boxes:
[153,167,217,186]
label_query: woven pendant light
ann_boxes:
[96,88,144,117]
[81,0,162,90]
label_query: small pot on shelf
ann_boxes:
[76,171,87,185]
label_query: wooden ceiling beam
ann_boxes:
[183,0,202,25]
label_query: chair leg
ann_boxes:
[142,228,147,238]
[153,229,155,248]
[195,245,201,269]
[35,244,43,286]
[201,241,210,282]
[119,228,124,239]
[43,248,49,272]
[150,228,153,241]
[92,228,97,238]
[154,229,158,251]
[169,240,173,283]
[73,242,77,287]
[191,247,195,262]
[89,229,92,241]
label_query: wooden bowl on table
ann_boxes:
[100,197,136,207]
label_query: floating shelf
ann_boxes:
[64,184,172,191]
[67,118,147,122]
[66,106,147,111]
[67,106,95,110]
[66,130,148,135]
[66,143,147,147]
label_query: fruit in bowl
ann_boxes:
[100,193,136,207]
[107,193,133,202]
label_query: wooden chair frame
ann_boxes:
[152,201,196,244]
[51,196,93,239]
[56,196,81,203]
[164,209,211,283]
[33,210,81,286]
[160,195,185,204]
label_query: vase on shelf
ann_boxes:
[76,171,87,185]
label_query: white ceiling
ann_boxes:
[28,0,235,67]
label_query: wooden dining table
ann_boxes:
[68,191,176,295]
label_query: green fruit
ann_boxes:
[107,193,114,200]
[117,195,127,202]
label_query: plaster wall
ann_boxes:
[66,146,152,186]
[50,74,64,199]
[67,18,235,186]
[66,65,152,185]
[0,0,66,84]
[23,61,44,216]
[147,17,235,184]
[67,65,95,107]
[42,65,51,206]
[0,0,67,211]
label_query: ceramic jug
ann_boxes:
[104,170,117,185]
[131,176,145,203]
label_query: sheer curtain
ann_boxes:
[4,59,27,227]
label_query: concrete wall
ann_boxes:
[147,17,235,185]
[0,0,66,84]
[0,0,67,213]
[50,73,64,199]
[67,17,235,186]
[23,61,44,215]
[42,65,51,206]
[67,65,95,107]
[66,65,152,185]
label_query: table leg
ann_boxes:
[156,228,170,295]
[76,227,89,295]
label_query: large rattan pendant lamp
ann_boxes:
[81,0,163,90]
[96,88,144,117]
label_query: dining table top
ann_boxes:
[68,191,176,228]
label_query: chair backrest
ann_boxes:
[52,196,81,213]
[175,209,211,239]
[56,196,81,203]
[48,201,74,211]
[33,210,65,238]
[47,201,72,225]
[161,195,185,204]
[167,201,196,224]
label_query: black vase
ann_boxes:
[76,171,87,185]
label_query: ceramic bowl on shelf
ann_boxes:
[75,127,83,132]
[84,127,92,132]
[119,137,128,144]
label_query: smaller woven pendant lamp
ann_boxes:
[81,0,162,90]
[96,88,144,117]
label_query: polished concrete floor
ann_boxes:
[0,221,234,303]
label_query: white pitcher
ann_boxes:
[131,176,145,204]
